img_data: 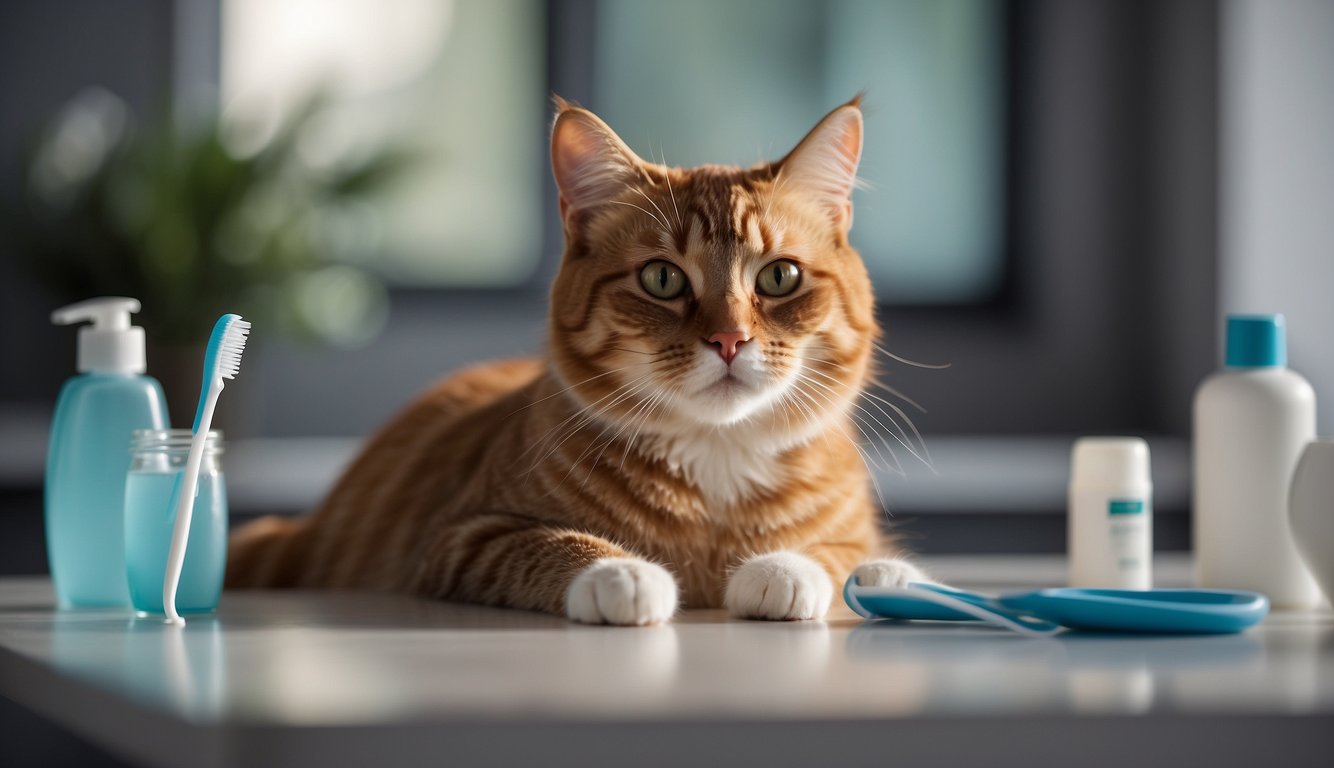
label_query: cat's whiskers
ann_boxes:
[767,383,793,436]
[864,377,927,415]
[789,376,905,478]
[657,153,684,231]
[800,343,936,467]
[566,380,665,490]
[544,376,657,460]
[792,367,930,471]
[797,341,933,466]
[570,385,669,493]
[606,346,659,356]
[775,387,836,460]
[618,387,670,473]
[798,363,933,469]
[857,387,932,465]
[518,368,654,459]
[839,419,898,513]
[805,340,931,414]
[846,428,891,512]
[762,167,792,222]
[785,370,888,465]
[608,200,670,233]
[629,187,677,242]
[504,365,643,421]
[871,341,952,370]
[538,370,671,481]
[522,372,657,473]
[783,383,893,509]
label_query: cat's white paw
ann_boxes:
[566,557,678,626]
[852,557,930,588]
[725,551,834,621]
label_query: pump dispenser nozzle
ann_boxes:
[52,297,148,374]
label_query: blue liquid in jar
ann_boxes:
[124,469,228,615]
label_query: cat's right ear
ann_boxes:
[777,97,864,231]
[551,100,644,221]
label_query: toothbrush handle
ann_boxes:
[163,378,222,625]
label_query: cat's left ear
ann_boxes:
[777,97,864,231]
[551,100,646,221]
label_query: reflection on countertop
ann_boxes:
[2,554,1331,729]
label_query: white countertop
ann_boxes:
[1,554,1331,768]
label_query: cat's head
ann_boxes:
[547,98,877,441]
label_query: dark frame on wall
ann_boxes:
[0,0,1218,443]
[869,0,1219,437]
[538,0,1219,439]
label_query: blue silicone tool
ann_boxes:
[996,588,1269,634]
[844,579,1269,635]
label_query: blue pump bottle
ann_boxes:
[46,297,168,608]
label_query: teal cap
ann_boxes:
[1226,314,1286,367]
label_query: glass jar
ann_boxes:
[124,429,228,615]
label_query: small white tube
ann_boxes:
[1068,437,1153,590]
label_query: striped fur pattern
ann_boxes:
[227,98,918,623]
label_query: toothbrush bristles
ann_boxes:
[219,319,251,379]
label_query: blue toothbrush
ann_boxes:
[162,314,250,625]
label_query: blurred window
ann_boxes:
[596,0,1006,305]
[222,0,1004,304]
[222,0,547,287]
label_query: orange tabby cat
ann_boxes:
[225,97,928,624]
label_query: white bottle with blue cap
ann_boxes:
[1193,314,1321,608]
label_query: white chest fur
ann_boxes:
[640,426,784,508]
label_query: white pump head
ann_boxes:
[51,297,147,374]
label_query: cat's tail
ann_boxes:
[225,515,312,589]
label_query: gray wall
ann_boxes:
[1221,0,1334,435]
[881,0,1219,438]
[1,1,1223,443]
[0,0,175,401]
[241,0,1224,439]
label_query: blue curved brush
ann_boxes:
[845,580,1061,636]
[162,314,249,625]
[844,578,1269,635]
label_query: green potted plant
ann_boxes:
[13,88,409,430]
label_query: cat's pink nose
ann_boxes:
[707,331,751,365]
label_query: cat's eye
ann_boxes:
[639,261,688,299]
[757,260,801,297]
